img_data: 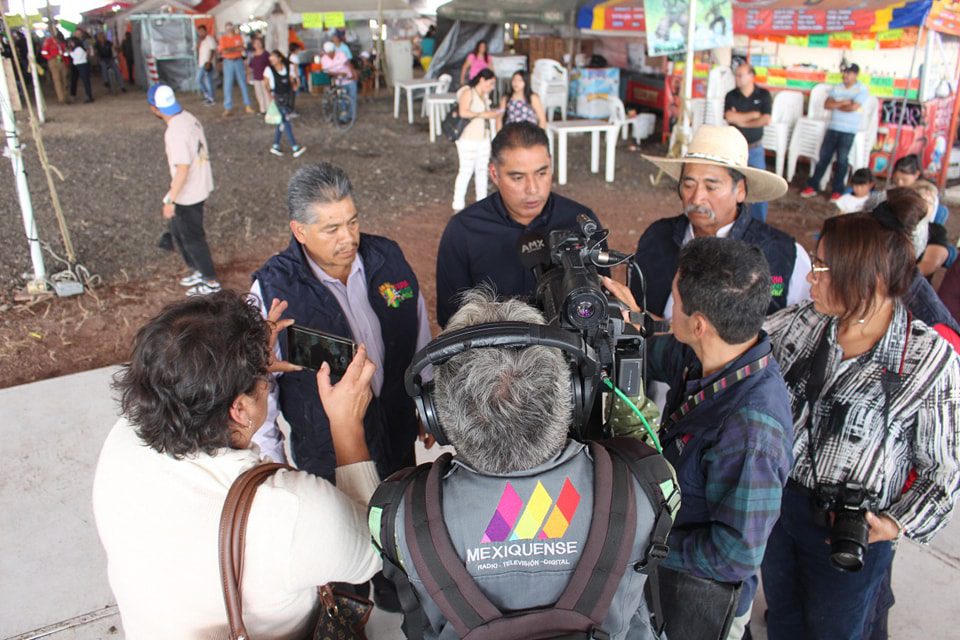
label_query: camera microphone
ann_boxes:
[518,231,550,278]
[577,214,598,238]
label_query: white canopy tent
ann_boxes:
[209,0,417,30]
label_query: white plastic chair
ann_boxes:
[762,90,804,177]
[787,118,828,183]
[688,98,707,137]
[807,83,833,121]
[436,73,452,94]
[605,97,656,144]
[786,83,833,182]
[819,95,880,191]
[532,59,569,122]
[707,66,735,99]
[703,98,725,126]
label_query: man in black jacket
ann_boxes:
[436,122,602,327]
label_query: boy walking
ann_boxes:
[147,84,220,295]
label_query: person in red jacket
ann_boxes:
[40,31,68,104]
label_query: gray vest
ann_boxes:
[392,441,663,640]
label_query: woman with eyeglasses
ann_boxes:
[760,210,960,640]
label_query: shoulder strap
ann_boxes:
[218,462,290,640]
[369,463,433,640]
[599,437,681,636]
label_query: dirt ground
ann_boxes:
[1,81,956,388]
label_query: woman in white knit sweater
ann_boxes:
[92,291,382,639]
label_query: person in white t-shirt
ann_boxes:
[147,84,220,296]
[93,290,381,639]
[68,36,93,103]
[833,167,876,214]
[195,24,218,105]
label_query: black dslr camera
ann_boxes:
[519,216,647,441]
[814,481,879,572]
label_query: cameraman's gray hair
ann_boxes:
[436,288,572,474]
[287,162,353,224]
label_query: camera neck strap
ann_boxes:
[803,312,912,491]
[665,352,772,428]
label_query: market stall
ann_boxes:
[576,0,960,187]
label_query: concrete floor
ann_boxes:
[2,366,958,639]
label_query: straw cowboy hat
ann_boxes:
[643,125,788,203]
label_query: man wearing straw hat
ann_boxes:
[630,125,811,319]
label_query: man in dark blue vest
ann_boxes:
[250,162,432,479]
[631,125,810,319]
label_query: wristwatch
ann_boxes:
[162,195,173,205]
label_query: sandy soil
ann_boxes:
[0,82,954,388]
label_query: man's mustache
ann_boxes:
[683,204,716,220]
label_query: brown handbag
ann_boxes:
[218,463,373,640]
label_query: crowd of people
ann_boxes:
[12,18,957,638]
[93,68,960,637]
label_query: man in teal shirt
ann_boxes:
[801,63,869,201]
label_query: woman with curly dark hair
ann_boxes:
[93,290,381,638]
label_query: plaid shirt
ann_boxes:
[765,301,960,543]
[649,334,793,595]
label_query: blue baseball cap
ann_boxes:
[147,83,182,116]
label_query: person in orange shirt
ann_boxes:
[217,22,253,117]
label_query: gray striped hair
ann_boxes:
[436,288,572,474]
[286,162,353,224]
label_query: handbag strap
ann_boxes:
[219,462,290,640]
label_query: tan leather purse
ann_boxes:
[218,463,373,640]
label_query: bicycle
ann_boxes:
[319,82,355,132]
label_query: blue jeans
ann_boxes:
[99,59,123,90]
[273,103,298,149]
[762,482,895,640]
[341,80,357,120]
[748,143,768,222]
[196,65,214,102]
[808,129,855,196]
[221,58,250,110]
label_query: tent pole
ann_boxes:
[890,22,927,179]
[375,0,384,90]
[681,0,696,155]
[0,45,48,292]
[936,33,960,188]
[20,0,44,124]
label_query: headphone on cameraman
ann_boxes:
[404,322,601,447]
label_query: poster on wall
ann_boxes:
[643,0,734,56]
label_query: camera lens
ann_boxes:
[830,509,869,572]
[575,301,595,319]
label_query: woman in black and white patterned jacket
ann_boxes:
[760,209,960,640]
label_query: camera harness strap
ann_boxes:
[801,314,911,495]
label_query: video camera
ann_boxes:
[405,217,660,448]
[518,216,655,441]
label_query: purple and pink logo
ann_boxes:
[482,478,581,543]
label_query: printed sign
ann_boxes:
[644,0,734,57]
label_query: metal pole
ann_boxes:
[0,51,47,291]
[889,21,926,179]
[20,0,44,124]
[681,0,697,155]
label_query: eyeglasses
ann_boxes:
[809,253,830,282]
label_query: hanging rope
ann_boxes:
[3,19,101,294]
